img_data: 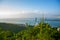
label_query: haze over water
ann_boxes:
[0,18,60,27]
[0,0,60,27]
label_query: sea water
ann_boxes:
[0,18,60,27]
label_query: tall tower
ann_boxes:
[41,13,45,23]
[34,17,38,25]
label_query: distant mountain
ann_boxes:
[0,23,26,33]
[45,18,60,21]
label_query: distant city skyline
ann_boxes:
[0,0,60,19]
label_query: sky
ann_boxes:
[0,0,60,19]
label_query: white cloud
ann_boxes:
[0,5,45,19]
[0,5,46,19]
[0,5,59,19]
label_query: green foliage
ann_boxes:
[0,22,60,40]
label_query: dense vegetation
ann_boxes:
[0,22,60,40]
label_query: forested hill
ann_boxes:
[0,22,60,40]
[0,23,26,32]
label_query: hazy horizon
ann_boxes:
[0,0,60,19]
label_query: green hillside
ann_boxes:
[0,23,26,32]
[0,22,60,40]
